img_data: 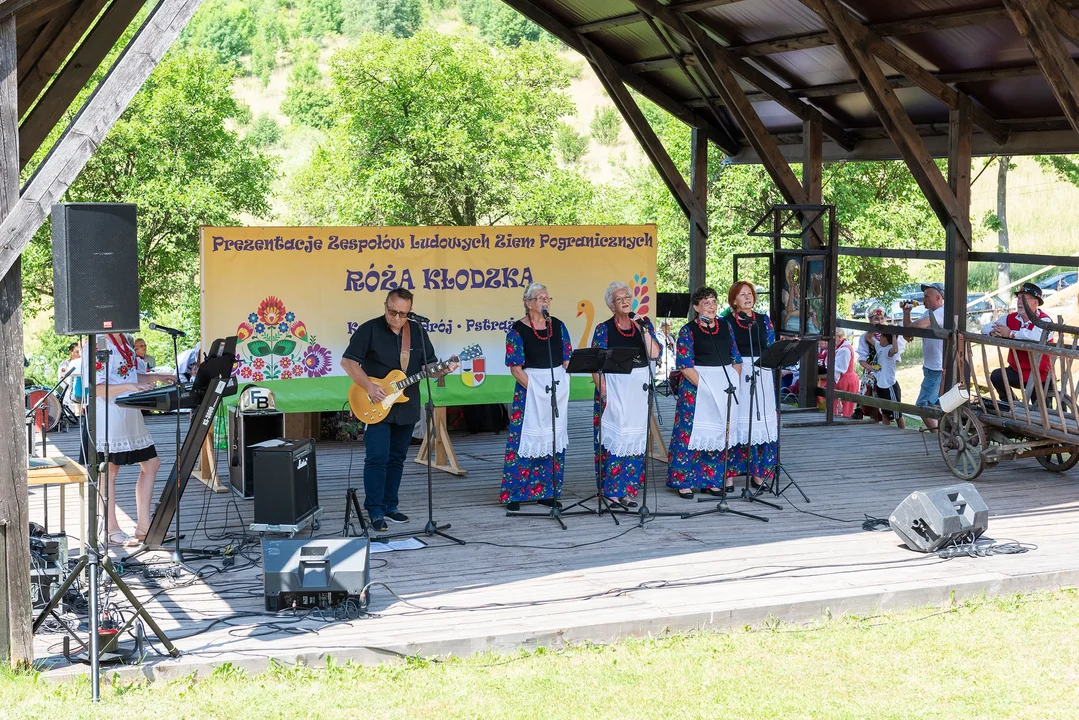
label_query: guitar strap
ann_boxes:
[399,324,411,372]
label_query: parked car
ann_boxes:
[1037,271,1078,298]
[966,293,1007,330]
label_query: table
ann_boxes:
[27,458,87,546]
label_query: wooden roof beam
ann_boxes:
[17,0,109,116]
[500,0,741,154]
[1004,0,1079,136]
[797,0,1009,145]
[0,0,205,279]
[1047,0,1079,45]
[573,0,745,34]
[585,41,708,235]
[625,0,856,150]
[810,0,970,242]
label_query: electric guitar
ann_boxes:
[348,344,483,425]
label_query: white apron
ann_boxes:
[688,365,740,452]
[518,366,570,458]
[601,366,650,457]
[734,357,778,446]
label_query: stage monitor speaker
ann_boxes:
[51,202,140,335]
[889,483,988,553]
[262,536,370,611]
[253,438,319,526]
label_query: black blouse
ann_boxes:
[601,318,649,369]
[727,312,771,358]
[687,319,735,367]
[514,318,567,369]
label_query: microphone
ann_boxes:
[149,321,186,338]
[407,311,430,323]
[541,307,550,320]
[700,315,713,325]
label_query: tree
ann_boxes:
[250,0,287,86]
[290,32,576,226]
[996,156,1012,292]
[590,105,622,146]
[343,0,423,38]
[282,41,333,129]
[459,0,543,46]
[182,0,257,69]
[294,0,343,40]
[554,121,589,164]
[20,47,278,328]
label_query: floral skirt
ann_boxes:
[666,378,728,489]
[727,441,779,482]
[593,391,645,499]
[500,383,564,503]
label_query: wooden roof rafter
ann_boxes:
[1004,0,1079,137]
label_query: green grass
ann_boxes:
[6,589,1079,719]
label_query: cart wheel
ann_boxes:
[938,406,987,481]
[312,519,321,531]
[1036,446,1079,473]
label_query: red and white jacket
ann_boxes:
[982,310,1051,383]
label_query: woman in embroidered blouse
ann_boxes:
[500,283,573,512]
[724,281,779,493]
[83,333,171,547]
[590,281,661,506]
[667,286,743,500]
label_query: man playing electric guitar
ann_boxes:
[341,288,459,532]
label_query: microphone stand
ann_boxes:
[371,317,464,545]
[507,308,568,529]
[632,316,682,525]
[682,317,767,522]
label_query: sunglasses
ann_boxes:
[385,307,409,319]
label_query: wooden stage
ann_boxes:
[28,398,1079,679]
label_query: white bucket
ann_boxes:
[939,384,970,413]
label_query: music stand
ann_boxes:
[559,347,640,523]
[759,338,815,502]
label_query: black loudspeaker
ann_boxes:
[51,202,140,335]
[253,439,319,526]
[227,407,285,499]
[262,537,370,611]
[889,483,989,552]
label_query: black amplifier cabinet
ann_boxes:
[227,407,285,498]
[262,536,370,611]
[252,438,319,526]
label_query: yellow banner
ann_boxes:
[201,225,658,411]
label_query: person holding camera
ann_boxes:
[902,282,946,430]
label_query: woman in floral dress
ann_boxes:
[724,281,779,493]
[500,282,573,511]
[591,281,661,506]
[667,286,742,499]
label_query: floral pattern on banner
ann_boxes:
[234,296,334,381]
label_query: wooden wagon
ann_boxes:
[939,310,1079,480]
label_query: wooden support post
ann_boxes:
[0,14,31,665]
[944,94,973,390]
[195,432,228,493]
[802,116,823,248]
[414,406,468,476]
[688,127,708,294]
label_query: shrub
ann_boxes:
[554,121,589,164]
[248,114,282,148]
[590,105,622,146]
[343,0,423,38]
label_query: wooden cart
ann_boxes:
[939,311,1079,480]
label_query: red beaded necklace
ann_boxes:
[528,315,551,340]
[613,318,636,338]
[696,317,720,335]
[734,310,757,330]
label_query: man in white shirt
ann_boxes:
[902,282,946,430]
[981,282,1050,399]
[177,343,201,382]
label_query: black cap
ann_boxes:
[1015,281,1044,305]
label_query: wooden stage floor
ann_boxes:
[29,397,1079,679]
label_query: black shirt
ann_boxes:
[343,316,437,426]
[687,319,735,367]
[601,318,649,369]
[514,318,567,369]
[726,312,771,358]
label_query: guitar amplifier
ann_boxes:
[228,407,285,498]
[252,439,319,526]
